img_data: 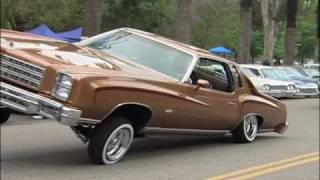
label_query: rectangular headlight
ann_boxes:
[52,73,74,101]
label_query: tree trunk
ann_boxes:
[315,1,319,63]
[283,27,296,65]
[315,34,319,64]
[84,0,104,37]
[260,0,280,64]
[239,0,252,64]
[283,0,298,65]
[175,0,193,43]
[262,19,276,64]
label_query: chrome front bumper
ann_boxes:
[0,82,99,126]
[260,90,295,98]
[294,90,319,97]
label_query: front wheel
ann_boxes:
[232,115,258,143]
[88,116,134,164]
[0,108,11,124]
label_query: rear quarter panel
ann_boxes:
[238,93,287,129]
[235,68,287,130]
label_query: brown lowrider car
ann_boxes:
[0,28,288,164]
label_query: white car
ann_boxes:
[304,64,320,70]
[241,67,296,98]
[241,64,319,97]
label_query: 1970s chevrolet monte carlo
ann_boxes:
[0,28,288,164]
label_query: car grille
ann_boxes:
[270,85,287,90]
[0,54,45,89]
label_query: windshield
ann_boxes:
[81,30,193,81]
[261,68,291,81]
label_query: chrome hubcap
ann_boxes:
[244,116,258,139]
[103,124,133,163]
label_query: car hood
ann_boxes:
[38,47,121,70]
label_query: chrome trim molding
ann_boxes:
[102,102,153,122]
[145,127,230,136]
[0,82,99,126]
[145,127,282,136]
[258,129,274,133]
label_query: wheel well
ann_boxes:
[244,114,264,129]
[255,115,264,128]
[106,104,152,133]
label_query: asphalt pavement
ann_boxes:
[1,98,319,180]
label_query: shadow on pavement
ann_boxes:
[2,133,282,168]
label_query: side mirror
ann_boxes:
[196,79,211,89]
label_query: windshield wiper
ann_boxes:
[92,32,130,50]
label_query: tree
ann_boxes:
[1,0,12,29]
[84,0,104,36]
[283,0,299,65]
[315,1,319,63]
[175,0,193,43]
[294,0,318,64]
[191,0,239,50]
[260,0,281,64]
[1,0,85,31]
[103,0,174,35]
[239,0,252,64]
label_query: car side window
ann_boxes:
[190,58,234,92]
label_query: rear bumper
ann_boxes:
[0,82,99,126]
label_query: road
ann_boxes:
[1,98,319,180]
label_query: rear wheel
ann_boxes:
[88,116,134,164]
[232,115,258,143]
[0,108,11,124]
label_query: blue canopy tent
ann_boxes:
[28,24,67,41]
[208,46,233,57]
[28,24,83,42]
[57,27,83,42]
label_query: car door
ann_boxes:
[165,58,241,130]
